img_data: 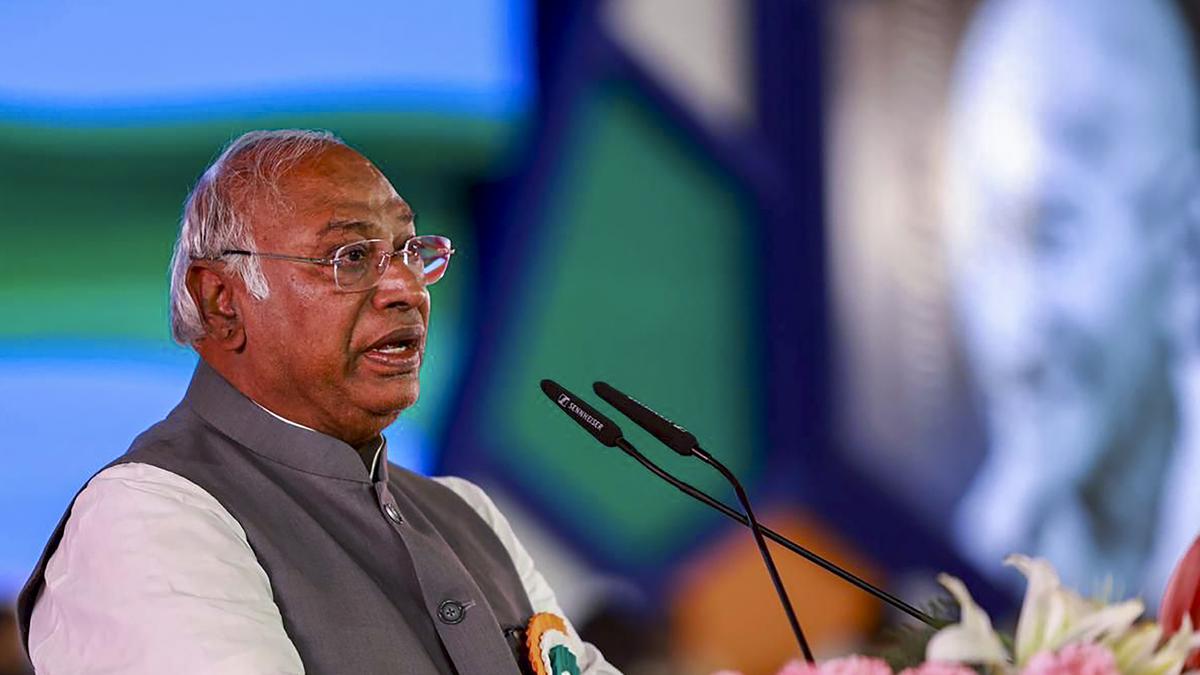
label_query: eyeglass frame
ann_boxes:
[200,234,455,292]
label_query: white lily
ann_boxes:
[926,555,1200,675]
[1109,623,1163,674]
[1006,555,1144,666]
[926,573,1009,665]
[1122,616,1200,675]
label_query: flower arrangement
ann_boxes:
[720,538,1200,675]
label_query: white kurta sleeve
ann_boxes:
[434,476,624,675]
[28,462,304,675]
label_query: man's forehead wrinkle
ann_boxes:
[285,163,410,218]
[318,197,412,217]
[290,143,379,183]
[316,203,416,238]
[281,153,398,200]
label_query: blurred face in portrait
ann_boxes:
[201,145,430,445]
[945,0,1197,484]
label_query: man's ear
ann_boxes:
[186,262,246,350]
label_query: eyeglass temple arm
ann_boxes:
[221,250,335,265]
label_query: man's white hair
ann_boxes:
[168,129,346,345]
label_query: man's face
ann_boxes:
[949,73,1184,477]
[235,145,429,443]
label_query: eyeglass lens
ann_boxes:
[332,236,453,291]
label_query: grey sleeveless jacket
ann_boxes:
[18,362,533,674]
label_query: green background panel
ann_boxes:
[486,85,762,566]
[0,113,515,176]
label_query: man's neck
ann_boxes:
[357,438,384,478]
[200,354,386,472]
[252,398,383,476]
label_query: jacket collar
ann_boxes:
[183,360,385,484]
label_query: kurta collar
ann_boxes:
[183,361,385,484]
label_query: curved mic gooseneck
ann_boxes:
[541,379,815,662]
[611,436,937,627]
[543,378,937,629]
[592,382,813,663]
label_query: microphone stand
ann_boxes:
[692,442,813,662]
[593,381,811,659]
[614,438,938,628]
[541,377,937,666]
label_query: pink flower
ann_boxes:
[775,661,821,675]
[817,656,894,675]
[898,662,977,675]
[713,656,893,675]
[1021,643,1118,675]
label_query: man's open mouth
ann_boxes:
[364,327,425,369]
[371,340,420,356]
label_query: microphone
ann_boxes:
[595,381,940,624]
[540,380,624,447]
[592,382,813,662]
[540,380,815,663]
[592,381,696,456]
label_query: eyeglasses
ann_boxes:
[219,235,454,292]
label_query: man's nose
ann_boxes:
[371,256,428,310]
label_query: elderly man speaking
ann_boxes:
[16,130,618,674]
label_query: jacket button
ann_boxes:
[438,600,466,625]
[384,503,402,524]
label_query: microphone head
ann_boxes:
[540,379,625,447]
[593,381,698,456]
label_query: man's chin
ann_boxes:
[359,377,420,418]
